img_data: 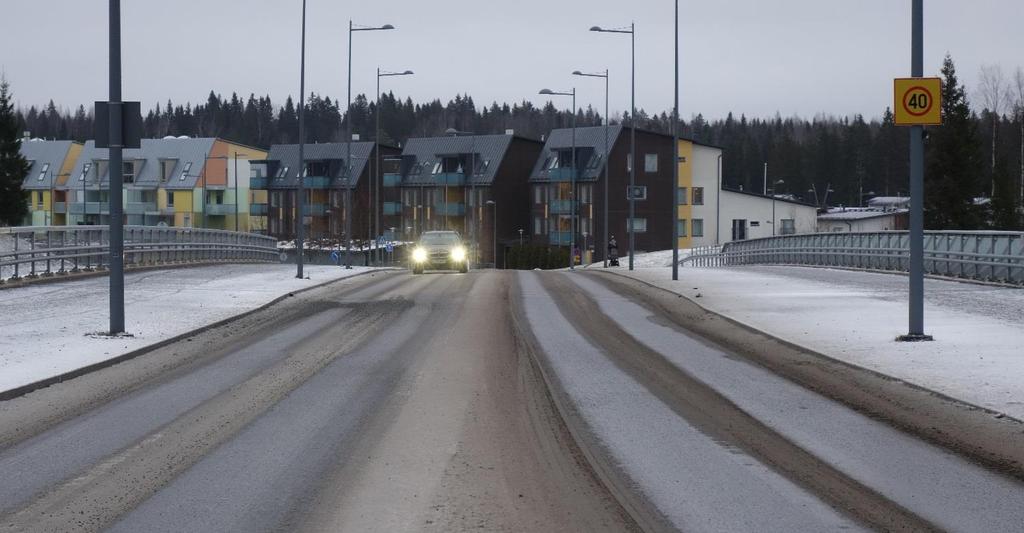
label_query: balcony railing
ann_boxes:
[434,202,465,217]
[69,203,104,215]
[53,202,67,214]
[303,203,329,216]
[303,176,333,189]
[383,173,402,187]
[250,177,269,189]
[546,167,577,182]
[251,203,268,215]
[205,203,237,216]
[549,199,576,215]
[434,172,466,186]
[548,231,572,246]
[383,202,402,216]
[126,202,158,215]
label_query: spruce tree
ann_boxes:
[0,79,31,226]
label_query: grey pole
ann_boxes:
[233,151,238,231]
[296,0,306,278]
[487,200,496,268]
[374,67,380,265]
[603,71,609,268]
[570,89,577,270]
[900,0,931,341]
[108,0,125,334]
[629,22,636,271]
[344,20,353,269]
[715,154,722,245]
[671,0,680,281]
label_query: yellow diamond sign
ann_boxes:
[894,78,942,126]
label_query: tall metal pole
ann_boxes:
[108,0,125,334]
[901,0,931,340]
[296,0,306,278]
[671,0,680,281]
[344,20,354,269]
[233,151,239,231]
[603,71,609,268]
[715,154,722,245]
[628,22,636,271]
[375,68,381,265]
[570,88,577,270]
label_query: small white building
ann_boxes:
[817,207,909,232]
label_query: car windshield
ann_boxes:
[420,233,460,245]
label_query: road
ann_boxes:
[1,269,1022,532]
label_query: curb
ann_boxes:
[588,268,1024,426]
[0,268,396,402]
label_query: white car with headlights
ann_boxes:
[410,231,469,274]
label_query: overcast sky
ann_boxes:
[1,1,1020,122]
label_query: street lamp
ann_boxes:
[296,0,308,278]
[572,69,610,268]
[346,20,395,269]
[591,22,636,270]
[445,127,477,262]
[374,68,414,264]
[539,88,576,270]
[486,200,496,268]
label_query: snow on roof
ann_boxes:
[817,207,907,221]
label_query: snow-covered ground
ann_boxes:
[608,254,1024,420]
[583,248,696,269]
[0,264,383,396]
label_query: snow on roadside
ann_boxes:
[0,264,385,396]
[609,263,1024,420]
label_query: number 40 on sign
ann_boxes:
[894,77,942,126]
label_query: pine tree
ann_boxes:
[0,79,31,226]
[925,54,984,229]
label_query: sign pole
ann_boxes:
[108,0,125,334]
[900,0,932,341]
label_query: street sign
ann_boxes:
[627,185,647,200]
[894,78,942,126]
[385,243,394,253]
[330,250,340,263]
[376,235,386,245]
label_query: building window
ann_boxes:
[36,191,44,208]
[432,161,443,175]
[644,153,658,173]
[534,185,543,204]
[37,162,50,181]
[179,161,193,181]
[626,153,632,172]
[123,162,135,184]
[692,219,704,237]
[587,154,602,170]
[275,165,289,179]
[580,184,593,204]
[780,219,796,235]
[79,162,92,181]
[677,219,687,237]
[678,187,688,205]
[534,216,543,235]
[167,191,175,207]
[628,218,647,233]
[692,187,704,205]
[159,159,176,182]
[477,160,490,175]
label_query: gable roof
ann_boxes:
[18,140,77,190]
[394,134,519,186]
[529,125,624,182]
[261,142,376,189]
[60,137,218,190]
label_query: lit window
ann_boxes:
[37,162,50,181]
[692,187,704,205]
[644,154,658,173]
[692,219,704,237]
[179,161,193,181]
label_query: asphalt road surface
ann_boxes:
[1,269,1021,532]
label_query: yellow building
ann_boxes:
[19,139,83,226]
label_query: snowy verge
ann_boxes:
[599,261,1024,420]
[0,264,388,398]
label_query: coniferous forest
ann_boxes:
[10,55,1024,230]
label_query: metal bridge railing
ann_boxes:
[1,225,279,283]
[680,231,1024,285]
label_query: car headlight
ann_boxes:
[412,247,427,262]
[451,246,466,262]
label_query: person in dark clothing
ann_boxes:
[608,235,619,267]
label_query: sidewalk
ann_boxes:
[604,256,1024,420]
[0,264,383,397]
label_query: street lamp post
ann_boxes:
[445,128,477,262]
[486,200,496,268]
[346,20,395,270]
[375,69,413,264]
[296,0,308,278]
[670,0,680,280]
[539,88,576,270]
[572,69,609,268]
[591,22,636,270]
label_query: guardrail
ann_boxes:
[681,231,1024,285]
[1,225,278,283]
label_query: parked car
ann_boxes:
[410,231,469,274]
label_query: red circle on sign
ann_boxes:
[902,86,934,117]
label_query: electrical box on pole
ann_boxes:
[94,101,142,149]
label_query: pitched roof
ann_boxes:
[18,140,76,190]
[818,207,908,221]
[529,125,624,182]
[262,142,376,189]
[60,137,218,190]
[394,134,518,186]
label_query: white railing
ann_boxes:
[681,231,1024,285]
[1,225,278,283]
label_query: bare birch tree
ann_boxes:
[978,64,1010,196]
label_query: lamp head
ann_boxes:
[589,26,603,31]
[381,24,395,30]
[402,70,414,75]
[539,89,554,95]
[572,70,583,76]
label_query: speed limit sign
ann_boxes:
[894,78,942,126]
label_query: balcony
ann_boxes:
[69,203,103,215]
[302,176,333,189]
[302,203,329,216]
[383,173,402,187]
[434,202,465,217]
[434,172,465,186]
[549,199,576,215]
[546,167,577,182]
[126,202,158,215]
[383,202,402,216]
[548,231,572,246]
[251,203,268,215]
[53,202,67,214]
[205,203,237,216]
[250,177,269,189]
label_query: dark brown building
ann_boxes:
[529,126,676,262]
[381,133,543,266]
